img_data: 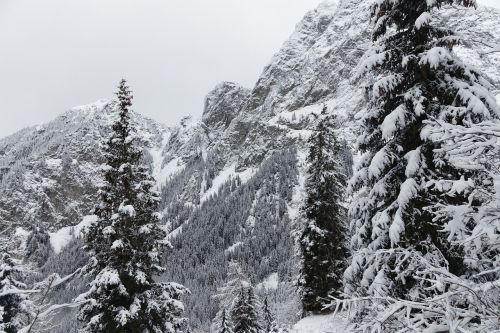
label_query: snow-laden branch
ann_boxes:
[20,268,84,333]
[329,248,500,332]
[0,289,40,297]
[470,39,500,56]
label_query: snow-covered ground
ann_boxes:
[292,314,352,333]
[256,272,279,291]
[49,215,97,253]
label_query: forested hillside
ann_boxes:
[1,0,499,332]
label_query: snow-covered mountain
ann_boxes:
[0,100,170,231]
[1,0,499,332]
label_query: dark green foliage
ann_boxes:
[299,107,348,313]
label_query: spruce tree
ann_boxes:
[78,79,187,333]
[262,298,278,333]
[0,253,32,333]
[299,106,348,313]
[345,0,500,330]
[230,286,261,333]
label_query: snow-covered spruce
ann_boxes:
[0,252,34,333]
[231,287,261,333]
[299,106,349,314]
[342,0,500,331]
[215,309,233,333]
[78,80,188,333]
[213,262,261,333]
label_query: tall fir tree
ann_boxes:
[230,287,261,333]
[345,0,500,330]
[299,106,348,313]
[261,298,278,333]
[78,79,187,333]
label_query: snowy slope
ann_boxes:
[292,314,352,333]
[0,100,170,231]
[0,1,499,332]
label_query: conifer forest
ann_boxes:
[1,0,499,332]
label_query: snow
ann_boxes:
[45,158,62,169]
[167,224,183,240]
[368,147,391,179]
[49,215,98,254]
[268,103,324,128]
[287,149,307,222]
[111,240,124,250]
[373,74,402,98]
[381,104,407,139]
[415,12,432,29]
[292,314,351,333]
[405,148,422,177]
[419,47,453,69]
[14,227,31,238]
[200,164,256,203]
[256,272,279,291]
[118,203,136,217]
[149,131,186,188]
[224,241,243,254]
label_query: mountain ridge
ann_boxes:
[1,1,500,331]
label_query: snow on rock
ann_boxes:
[200,163,237,203]
[256,272,279,291]
[45,158,62,169]
[287,149,308,222]
[200,163,256,203]
[292,314,352,333]
[224,241,243,254]
[167,224,183,240]
[149,131,187,188]
[14,227,31,238]
[49,215,97,254]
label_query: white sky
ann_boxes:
[0,0,499,137]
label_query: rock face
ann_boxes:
[0,100,169,231]
[1,1,499,332]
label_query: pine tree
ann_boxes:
[345,0,500,330]
[299,106,348,313]
[78,79,188,333]
[230,286,261,333]
[0,253,32,333]
[262,298,278,333]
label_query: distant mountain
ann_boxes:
[1,1,499,332]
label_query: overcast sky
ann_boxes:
[0,0,499,137]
